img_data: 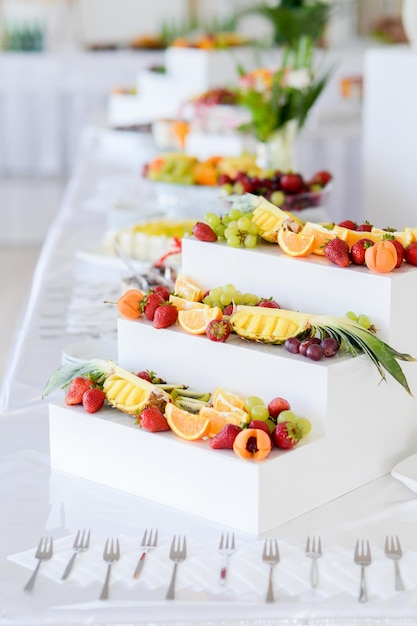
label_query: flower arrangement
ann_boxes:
[233,35,332,171]
[236,36,331,144]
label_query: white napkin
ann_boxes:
[9,533,417,599]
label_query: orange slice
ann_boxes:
[174,274,204,302]
[211,387,246,413]
[165,403,210,440]
[277,227,315,257]
[300,222,337,256]
[371,228,414,248]
[178,306,223,335]
[334,226,380,249]
[169,295,208,311]
[199,406,242,438]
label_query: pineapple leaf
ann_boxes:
[42,359,111,398]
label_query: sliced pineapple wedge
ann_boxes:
[251,196,303,243]
[42,359,171,416]
[230,306,416,395]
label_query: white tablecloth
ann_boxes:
[1,126,417,625]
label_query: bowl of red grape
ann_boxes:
[219,169,332,213]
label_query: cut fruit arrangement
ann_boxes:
[142,152,331,212]
[192,193,417,271]
[42,359,311,461]
[103,271,415,394]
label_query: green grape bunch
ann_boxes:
[204,208,259,249]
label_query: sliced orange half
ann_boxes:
[300,222,337,256]
[178,306,223,335]
[277,227,315,257]
[199,406,242,438]
[174,274,204,302]
[169,295,208,311]
[165,403,210,440]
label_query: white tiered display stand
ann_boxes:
[49,238,417,535]
[363,46,417,228]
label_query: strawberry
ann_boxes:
[280,173,304,194]
[137,370,165,384]
[192,222,218,242]
[153,285,171,301]
[338,219,357,230]
[138,407,170,432]
[82,388,106,413]
[65,377,93,405]
[209,424,242,449]
[142,292,165,321]
[152,303,178,329]
[324,237,351,267]
[222,304,234,316]
[383,236,404,268]
[356,221,373,232]
[404,241,417,266]
[256,297,280,308]
[206,319,231,342]
[350,238,374,265]
[272,421,302,449]
[308,170,332,188]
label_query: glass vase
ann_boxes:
[256,120,298,172]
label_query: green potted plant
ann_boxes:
[246,0,331,47]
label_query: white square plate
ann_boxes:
[391,452,417,493]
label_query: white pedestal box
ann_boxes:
[48,237,417,535]
[49,343,417,535]
[164,46,260,95]
[180,238,417,354]
[363,47,417,228]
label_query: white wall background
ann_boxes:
[0,0,369,50]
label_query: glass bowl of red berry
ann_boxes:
[219,169,332,213]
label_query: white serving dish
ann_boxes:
[391,452,417,493]
[62,339,118,365]
[152,181,225,219]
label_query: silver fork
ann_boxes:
[99,537,120,600]
[262,539,280,603]
[24,537,53,591]
[133,528,158,579]
[166,535,187,600]
[385,534,405,591]
[218,532,235,586]
[354,539,372,603]
[61,529,91,580]
[305,535,323,589]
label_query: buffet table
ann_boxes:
[1,126,417,626]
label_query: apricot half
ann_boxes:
[233,428,272,461]
[117,289,144,319]
[365,240,397,273]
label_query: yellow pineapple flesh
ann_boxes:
[230,306,310,344]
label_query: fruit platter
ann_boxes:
[142,152,333,218]
[46,189,417,534]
